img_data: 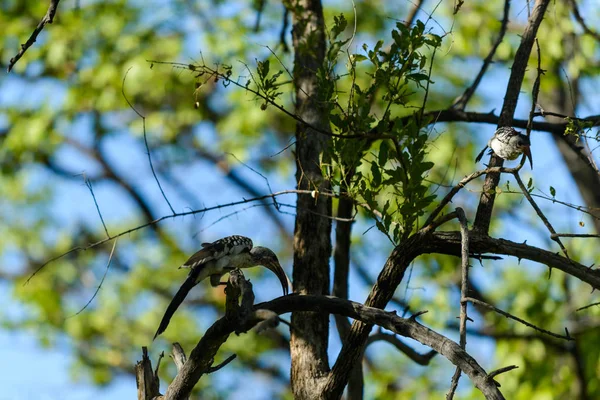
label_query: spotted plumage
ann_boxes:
[154,235,289,339]
[475,127,533,168]
[180,235,253,272]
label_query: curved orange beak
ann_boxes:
[521,146,533,169]
[263,260,290,296]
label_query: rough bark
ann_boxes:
[288,0,332,398]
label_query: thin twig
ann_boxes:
[345,0,357,51]
[452,0,510,110]
[424,164,522,228]
[418,46,437,126]
[366,332,437,365]
[227,152,279,211]
[122,68,176,215]
[569,0,600,42]
[206,354,237,373]
[154,351,165,378]
[7,0,61,72]
[488,365,518,379]
[465,297,573,341]
[23,189,333,284]
[576,302,600,312]
[552,233,600,239]
[501,189,600,221]
[83,174,110,237]
[446,207,470,399]
[66,239,117,318]
[526,39,545,138]
[512,172,569,259]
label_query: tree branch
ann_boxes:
[258,295,505,400]
[473,0,551,234]
[366,331,437,366]
[162,270,252,400]
[429,231,600,290]
[452,0,510,110]
[7,0,61,72]
[447,208,470,399]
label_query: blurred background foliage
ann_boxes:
[1,0,600,399]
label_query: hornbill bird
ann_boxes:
[154,235,289,339]
[475,127,533,169]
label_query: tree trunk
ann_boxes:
[288,0,332,398]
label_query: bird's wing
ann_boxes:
[156,236,253,338]
[153,275,197,339]
[182,235,253,269]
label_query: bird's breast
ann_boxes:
[490,138,520,160]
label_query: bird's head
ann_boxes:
[510,132,533,169]
[250,246,290,296]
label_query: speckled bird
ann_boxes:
[475,127,533,168]
[154,235,289,339]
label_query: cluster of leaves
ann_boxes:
[564,117,598,141]
[318,17,442,243]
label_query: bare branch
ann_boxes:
[452,0,510,110]
[424,165,522,228]
[447,208,470,399]
[526,39,545,137]
[576,302,600,312]
[366,332,437,365]
[259,295,505,400]
[24,189,329,284]
[429,231,600,290]
[569,0,600,42]
[66,239,117,318]
[7,0,61,72]
[488,365,518,379]
[206,354,237,374]
[512,172,569,259]
[122,69,176,215]
[163,270,251,400]
[465,297,572,341]
[83,175,110,237]
[552,233,600,239]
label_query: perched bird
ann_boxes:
[475,127,533,169]
[154,235,289,339]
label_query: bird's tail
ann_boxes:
[153,276,196,340]
[475,146,488,163]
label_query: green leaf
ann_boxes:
[379,140,389,166]
[550,186,556,197]
[371,161,382,187]
[332,14,348,39]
